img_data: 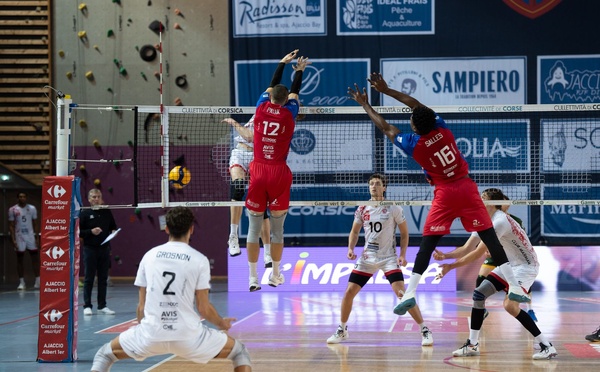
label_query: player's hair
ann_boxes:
[411,106,436,134]
[368,173,387,187]
[17,191,27,198]
[87,188,102,199]
[166,206,195,238]
[481,188,507,210]
[271,84,289,105]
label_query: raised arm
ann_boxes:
[288,55,310,102]
[265,49,299,94]
[222,117,253,142]
[348,83,400,142]
[368,72,423,110]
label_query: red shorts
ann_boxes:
[423,177,492,235]
[245,161,292,212]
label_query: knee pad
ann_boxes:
[246,212,263,243]
[270,212,287,243]
[230,179,246,201]
[475,275,486,288]
[91,342,118,372]
[472,280,497,309]
[227,339,251,369]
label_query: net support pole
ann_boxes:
[56,96,73,176]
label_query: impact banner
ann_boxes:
[381,57,527,105]
[228,246,456,292]
[38,176,81,363]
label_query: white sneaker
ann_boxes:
[453,339,480,357]
[83,307,93,316]
[249,277,261,292]
[98,307,116,315]
[421,326,433,346]
[532,343,558,360]
[34,278,40,289]
[228,235,241,257]
[264,250,272,268]
[17,280,26,291]
[268,273,285,287]
[107,277,114,287]
[327,325,349,344]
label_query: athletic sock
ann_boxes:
[230,224,238,237]
[404,273,421,298]
[248,262,258,278]
[272,261,281,276]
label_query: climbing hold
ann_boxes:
[119,67,127,76]
[135,208,141,215]
[107,87,113,93]
[85,71,94,80]
[79,165,86,172]
[107,29,114,37]
[127,140,133,146]
[174,23,182,30]
[78,3,87,11]
[174,97,183,106]
[93,44,100,51]
[139,45,157,61]
[77,30,87,39]
[140,72,147,81]
[94,178,101,186]
[58,50,65,57]
[66,71,72,79]
[92,139,100,147]
[78,119,87,128]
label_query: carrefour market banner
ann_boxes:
[381,57,527,105]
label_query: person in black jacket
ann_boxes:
[79,189,118,315]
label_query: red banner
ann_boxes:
[38,176,79,362]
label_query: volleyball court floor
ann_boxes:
[1,279,598,372]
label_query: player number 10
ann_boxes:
[433,145,456,167]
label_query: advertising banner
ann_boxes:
[538,55,600,104]
[541,119,600,172]
[384,119,531,174]
[228,246,456,292]
[38,176,81,363]
[336,0,434,35]
[286,120,374,173]
[381,57,527,105]
[232,0,326,37]
[234,58,370,107]
[541,184,600,237]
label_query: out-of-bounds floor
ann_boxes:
[1,279,599,371]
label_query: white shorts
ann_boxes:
[354,251,400,277]
[229,148,254,173]
[15,233,37,252]
[119,324,228,364]
[490,264,538,292]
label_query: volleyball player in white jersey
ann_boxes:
[434,188,557,360]
[91,207,252,372]
[326,173,433,346]
[8,192,40,290]
[223,115,272,267]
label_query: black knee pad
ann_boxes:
[230,179,246,201]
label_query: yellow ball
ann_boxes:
[169,166,191,189]
[93,178,101,186]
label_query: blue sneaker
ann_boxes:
[393,297,416,315]
[527,309,538,322]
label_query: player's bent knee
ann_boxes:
[230,179,246,201]
[91,342,118,372]
[227,339,251,368]
[246,212,263,243]
[270,212,287,243]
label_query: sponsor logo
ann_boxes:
[543,59,600,103]
[45,246,65,260]
[290,129,316,155]
[503,0,562,19]
[43,309,63,322]
[46,184,67,198]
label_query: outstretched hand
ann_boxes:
[219,317,237,331]
[281,49,299,64]
[292,56,311,72]
[435,264,452,279]
[433,249,446,261]
[368,72,390,93]
[348,83,369,106]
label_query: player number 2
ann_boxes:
[262,121,280,136]
[162,271,176,295]
[433,145,456,167]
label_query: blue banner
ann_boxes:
[235,58,370,106]
[336,0,434,35]
[384,119,531,174]
[538,55,600,103]
[542,185,600,237]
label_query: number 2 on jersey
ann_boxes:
[262,121,280,136]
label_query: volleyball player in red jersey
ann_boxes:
[348,72,530,316]
[244,49,310,291]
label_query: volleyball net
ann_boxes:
[63,103,600,209]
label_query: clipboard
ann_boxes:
[101,228,121,245]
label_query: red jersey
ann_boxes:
[253,93,299,164]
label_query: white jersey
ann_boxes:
[8,204,37,238]
[233,115,254,148]
[474,210,539,271]
[135,241,211,341]
[354,204,406,258]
